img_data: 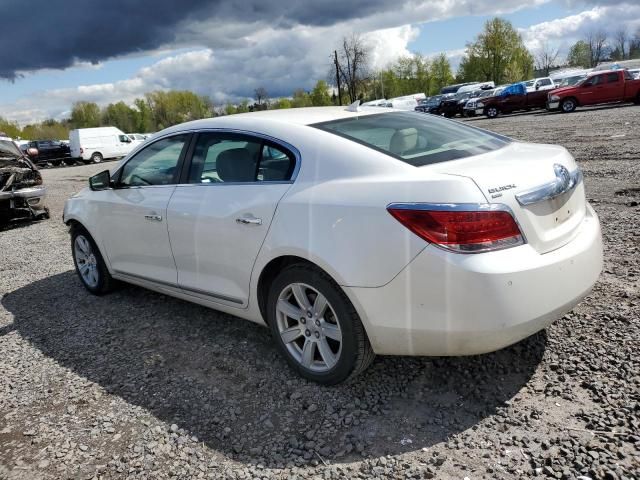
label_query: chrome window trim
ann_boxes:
[515,165,582,206]
[112,127,301,187]
[386,202,528,249]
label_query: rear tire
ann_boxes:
[70,225,115,295]
[560,98,577,113]
[634,93,640,105]
[266,264,375,385]
[63,158,76,166]
[485,106,499,118]
[50,160,62,167]
[91,152,103,164]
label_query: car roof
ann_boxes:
[160,106,400,134]
[587,69,620,76]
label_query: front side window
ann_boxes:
[119,135,188,187]
[313,112,510,167]
[187,133,295,184]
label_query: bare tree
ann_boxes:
[335,35,371,103]
[614,28,629,60]
[534,41,560,76]
[254,87,268,106]
[586,30,608,67]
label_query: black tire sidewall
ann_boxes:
[486,107,498,118]
[266,266,361,384]
[561,99,575,113]
[71,227,110,295]
[91,153,103,163]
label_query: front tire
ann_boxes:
[560,98,577,113]
[70,226,115,295]
[266,265,375,384]
[485,106,499,118]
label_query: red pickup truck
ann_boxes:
[547,69,640,113]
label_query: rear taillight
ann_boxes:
[387,204,524,253]
[80,148,84,154]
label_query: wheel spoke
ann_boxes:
[291,284,311,310]
[280,326,302,344]
[277,299,304,320]
[301,339,314,368]
[89,267,98,285]
[312,292,328,318]
[317,339,337,369]
[322,323,341,341]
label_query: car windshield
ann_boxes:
[313,112,510,167]
[0,139,23,158]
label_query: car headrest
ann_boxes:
[389,128,418,155]
[216,148,256,182]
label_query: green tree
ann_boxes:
[567,41,591,68]
[271,98,292,109]
[291,89,312,108]
[70,101,101,128]
[101,101,138,133]
[310,80,332,106]
[22,119,69,140]
[458,18,534,84]
[431,54,454,93]
[0,117,22,138]
[134,98,155,132]
[146,90,213,130]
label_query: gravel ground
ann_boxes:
[1,105,638,480]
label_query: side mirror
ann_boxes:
[27,147,38,157]
[535,85,540,90]
[89,170,111,191]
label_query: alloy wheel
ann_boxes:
[74,234,99,288]
[275,282,342,372]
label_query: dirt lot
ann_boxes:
[1,105,639,480]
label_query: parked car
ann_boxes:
[63,106,603,384]
[440,82,478,95]
[524,77,555,92]
[22,139,73,166]
[438,91,478,117]
[127,133,147,145]
[0,135,48,222]
[474,82,551,118]
[547,69,640,113]
[415,95,445,114]
[69,127,135,164]
[463,87,505,116]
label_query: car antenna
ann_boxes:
[345,100,361,112]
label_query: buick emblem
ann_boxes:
[553,164,571,190]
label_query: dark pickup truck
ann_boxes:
[547,69,640,113]
[22,140,72,166]
[473,83,552,118]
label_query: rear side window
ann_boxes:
[313,112,510,167]
[187,132,296,183]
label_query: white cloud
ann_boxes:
[520,4,640,57]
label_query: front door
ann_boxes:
[577,74,607,104]
[96,134,191,285]
[167,132,297,306]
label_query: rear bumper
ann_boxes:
[345,204,603,356]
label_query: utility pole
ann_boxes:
[334,50,342,106]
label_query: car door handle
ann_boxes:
[144,214,163,222]
[236,216,262,226]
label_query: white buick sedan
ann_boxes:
[63,106,603,384]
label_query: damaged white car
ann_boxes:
[0,134,48,222]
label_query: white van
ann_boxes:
[69,127,134,164]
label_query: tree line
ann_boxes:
[3,17,639,141]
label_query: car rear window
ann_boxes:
[312,112,510,167]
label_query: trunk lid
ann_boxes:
[429,142,586,254]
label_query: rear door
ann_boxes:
[602,72,623,102]
[166,131,297,306]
